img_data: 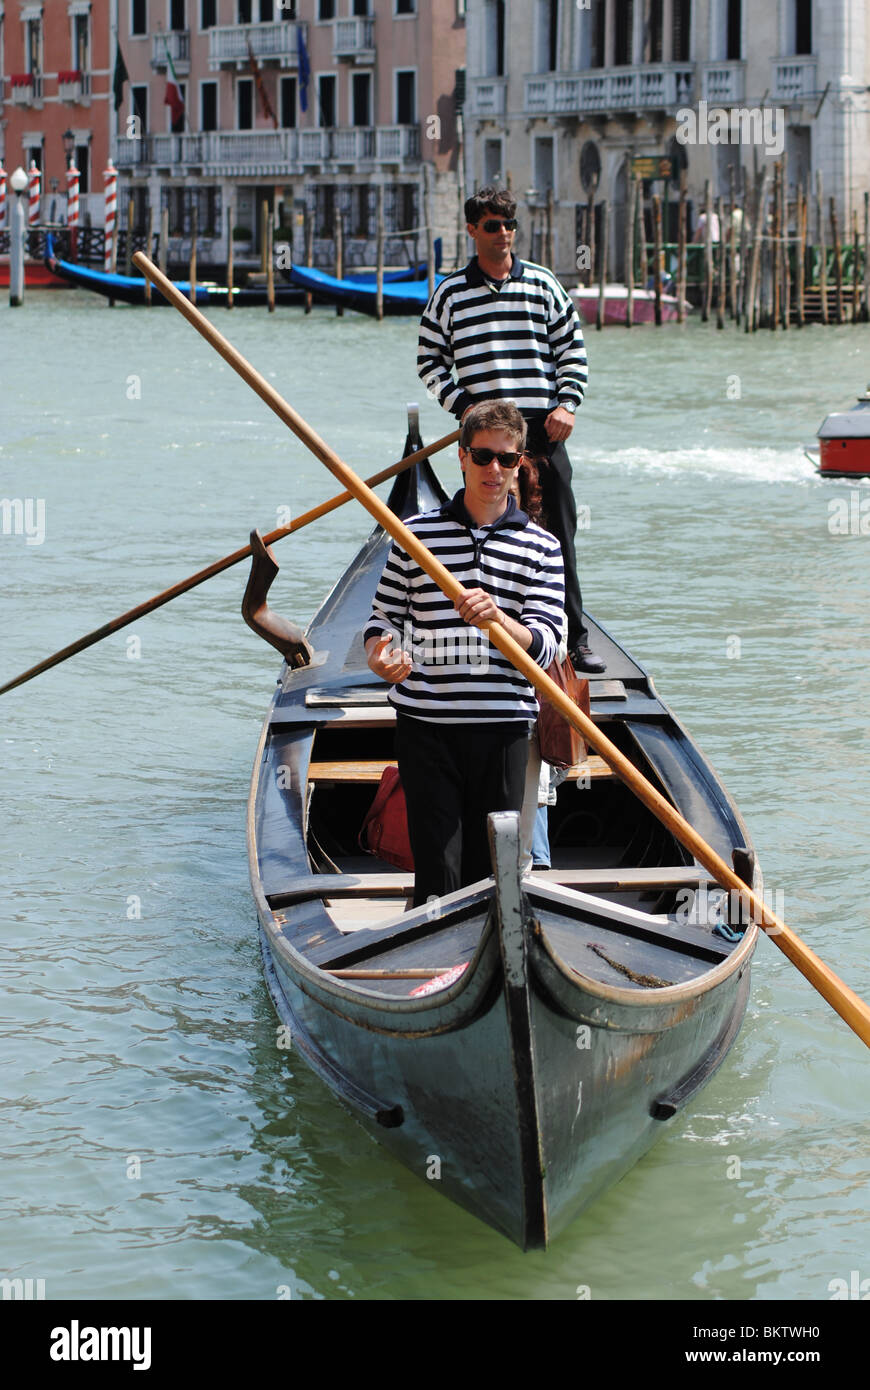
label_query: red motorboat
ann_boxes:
[0,256,69,289]
[817,386,870,477]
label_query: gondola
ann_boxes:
[245,412,759,1250]
[279,237,443,288]
[282,262,444,316]
[43,239,304,307]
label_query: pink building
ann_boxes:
[0,0,113,224]
[112,0,467,269]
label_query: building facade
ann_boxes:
[465,0,870,279]
[1,0,113,225]
[111,0,467,268]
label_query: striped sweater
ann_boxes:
[364,492,565,724]
[418,254,588,420]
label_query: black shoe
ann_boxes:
[568,643,606,674]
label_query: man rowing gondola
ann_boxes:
[363,400,565,906]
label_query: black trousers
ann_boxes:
[395,713,530,907]
[523,415,587,649]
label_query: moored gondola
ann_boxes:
[44,239,303,307]
[246,417,759,1249]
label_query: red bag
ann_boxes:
[359,766,415,871]
[536,655,591,770]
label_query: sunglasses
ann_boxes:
[466,447,523,468]
[481,218,518,233]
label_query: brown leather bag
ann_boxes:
[536,655,591,770]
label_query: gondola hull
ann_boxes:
[283,262,443,315]
[44,246,304,307]
[248,455,757,1247]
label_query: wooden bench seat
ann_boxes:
[307,756,616,784]
[267,864,711,910]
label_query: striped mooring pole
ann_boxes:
[66,165,80,257]
[27,161,41,227]
[103,159,117,272]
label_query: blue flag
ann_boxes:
[297,28,310,113]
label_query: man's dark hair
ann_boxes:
[464,185,517,226]
[460,399,527,451]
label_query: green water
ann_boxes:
[1,291,868,1300]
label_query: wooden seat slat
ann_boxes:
[307,756,615,784]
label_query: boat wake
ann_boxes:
[582,445,823,487]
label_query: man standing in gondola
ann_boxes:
[363,400,565,906]
[418,185,605,675]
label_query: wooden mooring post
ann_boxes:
[652,192,663,326]
[159,206,169,277]
[596,199,609,331]
[676,169,687,323]
[226,203,234,310]
[334,205,344,317]
[745,166,769,333]
[771,161,781,331]
[266,210,275,313]
[780,154,790,330]
[727,164,737,319]
[375,184,385,322]
[817,171,828,324]
[864,191,870,322]
[795,183,806,328]
[304,208,314,315]
[189,202,197,306]
[144,204,153,306]
[851,209,859,325]
[716,195,725,329]
[623,172,635,327]
[585,185,596,288]
[830,197,844,324]
[736,166,749,323]
[124,196,135,277]
[702,179,713,322]
[424,163,436,300]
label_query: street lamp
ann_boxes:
[63,129,75,168]
[9,165,29,306]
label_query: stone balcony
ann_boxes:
[771,56,817,103]
[151,31,190,75]
[524,64,695,116]
[115,125,420,178]
[299,125,420,164]
[209,21,306,68]
[333,17,375,62]
[701,61,745,105]
[467,77,506,117]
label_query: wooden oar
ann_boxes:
[133,249,870,1051]
[0,427,458,698]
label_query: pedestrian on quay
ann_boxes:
[417,183,605,674]
[363,400,565,906]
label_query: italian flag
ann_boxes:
[164,42,185,129]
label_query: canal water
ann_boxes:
[1,291,868,1302]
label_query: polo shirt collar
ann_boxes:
[442,489,528,531]
[465,253,525,287]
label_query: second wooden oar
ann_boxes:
[134,249,870,1052]
[0,428,458,698]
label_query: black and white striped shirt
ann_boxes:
[418,255,588,420]
[364,492,565,724]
